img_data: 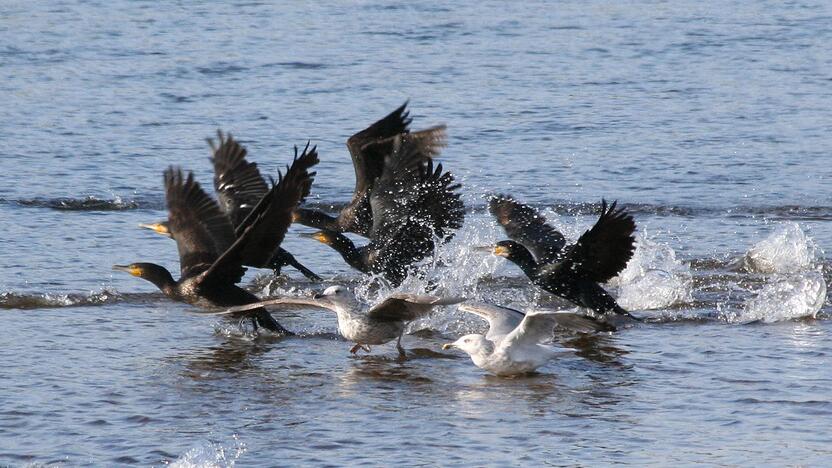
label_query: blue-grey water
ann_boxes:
[2,0,832,465]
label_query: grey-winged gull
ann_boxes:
[442,302,611,376]
[221,285,465,357]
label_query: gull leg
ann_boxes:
[396,333,406,358]
[350,343,363,354]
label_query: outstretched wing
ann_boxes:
[199,144,318,283]
[489,194,565,265]
[208,130,269,228]
[458,302,525,342]
[544,200,636,283]
[364,136,462,283]
[164,167,237,279]
[367,293,464,322]
[408,159,464,239]
[346,102,413,197]
[501,311,561,348]
[531,310,615,333]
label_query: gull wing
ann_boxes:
[367,293,465,322]
[458,302,525,342]
[201,296,339,315]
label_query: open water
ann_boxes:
[2,0,832,465]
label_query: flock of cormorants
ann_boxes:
[114,103,638,376]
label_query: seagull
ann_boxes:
[220,285,465,357]
[442,302,611,376]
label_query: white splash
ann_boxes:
[743,222,818,274]
[732,270,827,323]
[168,436,246,468]
[613,233,692,310]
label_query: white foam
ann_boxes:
[733,270,827,323]
[169,436,246,468]
[613,233,692,310]
[743,222,819,274]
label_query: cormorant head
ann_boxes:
[112,262,168,279]
[492,240,525,259]
[308,230,335,245]
[442,334,492,356]
[138,220,172,238]
[113,263,176,293]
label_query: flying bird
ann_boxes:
[443,302,609,376]
[114,146,318,333]
[487,195,637,319]
[220,285,465,357]
[140,131,320,281]
[292,102,447,237]
[305,134,463,286]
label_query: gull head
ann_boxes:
[443,334,492,356]
[313,285,357,307]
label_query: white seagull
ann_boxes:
[222,285,465,357]
[442,302,612,376]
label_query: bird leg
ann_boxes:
[396,333,407,358]
[269,249,322,281]
[349,343,371,354]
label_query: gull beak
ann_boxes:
[442,343,455,350]
[291,211,300,223]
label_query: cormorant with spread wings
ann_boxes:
[114,147,319,333]
[305,134,464,286]
[487,195,638,318]
[140,132,320,281]
[292,102,447,237]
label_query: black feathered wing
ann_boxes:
[208,130,270,228]
[489,195,566,265]
[164,167,238,280]
[223,144,319,272]
[539,200,636,284]
[346,102,413,197]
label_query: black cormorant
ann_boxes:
[306,135,464,286]
[488,195,637,318]
[114,147,318,333]
[292,102,447,237]
[140,131,320,281]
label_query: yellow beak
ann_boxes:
[493,245,510,257]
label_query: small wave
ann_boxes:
[168,436,246,468]
[743,222,820,274]
[614,234,693,310]
[0,290,123,309]
[4,195,160,211]
[729,271,827,324]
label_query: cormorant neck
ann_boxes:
[295,208,338,230]
[505,246,539,279]
[139,264,177,295]
[326,233,367,273]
